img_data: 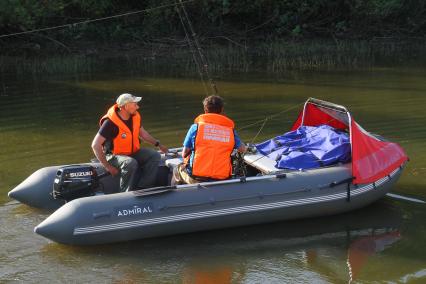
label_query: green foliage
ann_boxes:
[366,0,403,18]
[0,0,424,52]
[292,25,302,37]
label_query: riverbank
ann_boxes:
[1,39,425,76]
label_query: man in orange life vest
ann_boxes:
[172,95,246,185]
[92,93,168,192]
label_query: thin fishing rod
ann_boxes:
[250,118,268,145]
[178,0,218,95]
[237,103,304,132]
[175,1,209,96]
[0,0,195,39]
[238,102,305,160]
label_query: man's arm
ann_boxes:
[181,147,191,159]
[234,130,247,153]
[181,124,197,159]
[139,126,168,153]
[91,133,119,176]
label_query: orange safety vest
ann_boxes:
[99,104,141,155]
[191,113,235,180]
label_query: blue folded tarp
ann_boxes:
[255,124,351,170]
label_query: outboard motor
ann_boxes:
[52,165,100,202]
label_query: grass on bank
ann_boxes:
[1,39,425,76]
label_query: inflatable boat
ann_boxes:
[8,98,408,245]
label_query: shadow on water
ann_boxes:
[36,200,408,283]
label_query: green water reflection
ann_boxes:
[1,68,425,200]
[0,67,425,283]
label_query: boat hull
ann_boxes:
[34,164,403,245]
[8,163,121,210]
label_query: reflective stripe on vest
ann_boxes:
[191,113,235,180]
[99,104,141,155]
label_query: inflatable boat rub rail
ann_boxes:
[132,173,287,197]
[133,187,176,197]
[133,169,397,201]
[154,186,314,210]
[307,97,348,113]
[72,175,401,238]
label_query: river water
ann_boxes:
[1,66,425,283]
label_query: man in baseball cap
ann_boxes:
[92,93,168,192]
[116,93,142,107]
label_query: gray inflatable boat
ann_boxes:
[8,98,408,245]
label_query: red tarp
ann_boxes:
[291,103,348,131]
[291,101,408,184]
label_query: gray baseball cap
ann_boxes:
[116,93,142,107]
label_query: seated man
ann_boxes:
[91,93,168,192]
[172,95,246,185]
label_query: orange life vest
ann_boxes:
[191,113,235,180]
[99,104,141,155]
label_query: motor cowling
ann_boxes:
[52,165,99,201]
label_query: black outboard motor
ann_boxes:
[52,165,100,202]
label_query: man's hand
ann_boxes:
[106,164,119,176]
[159,144,168,154]
[238,143,248,153]
[92,133,120,176]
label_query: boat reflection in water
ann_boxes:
[347,230,401,281]
[40,200,403,283]
[303,228,401,283]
